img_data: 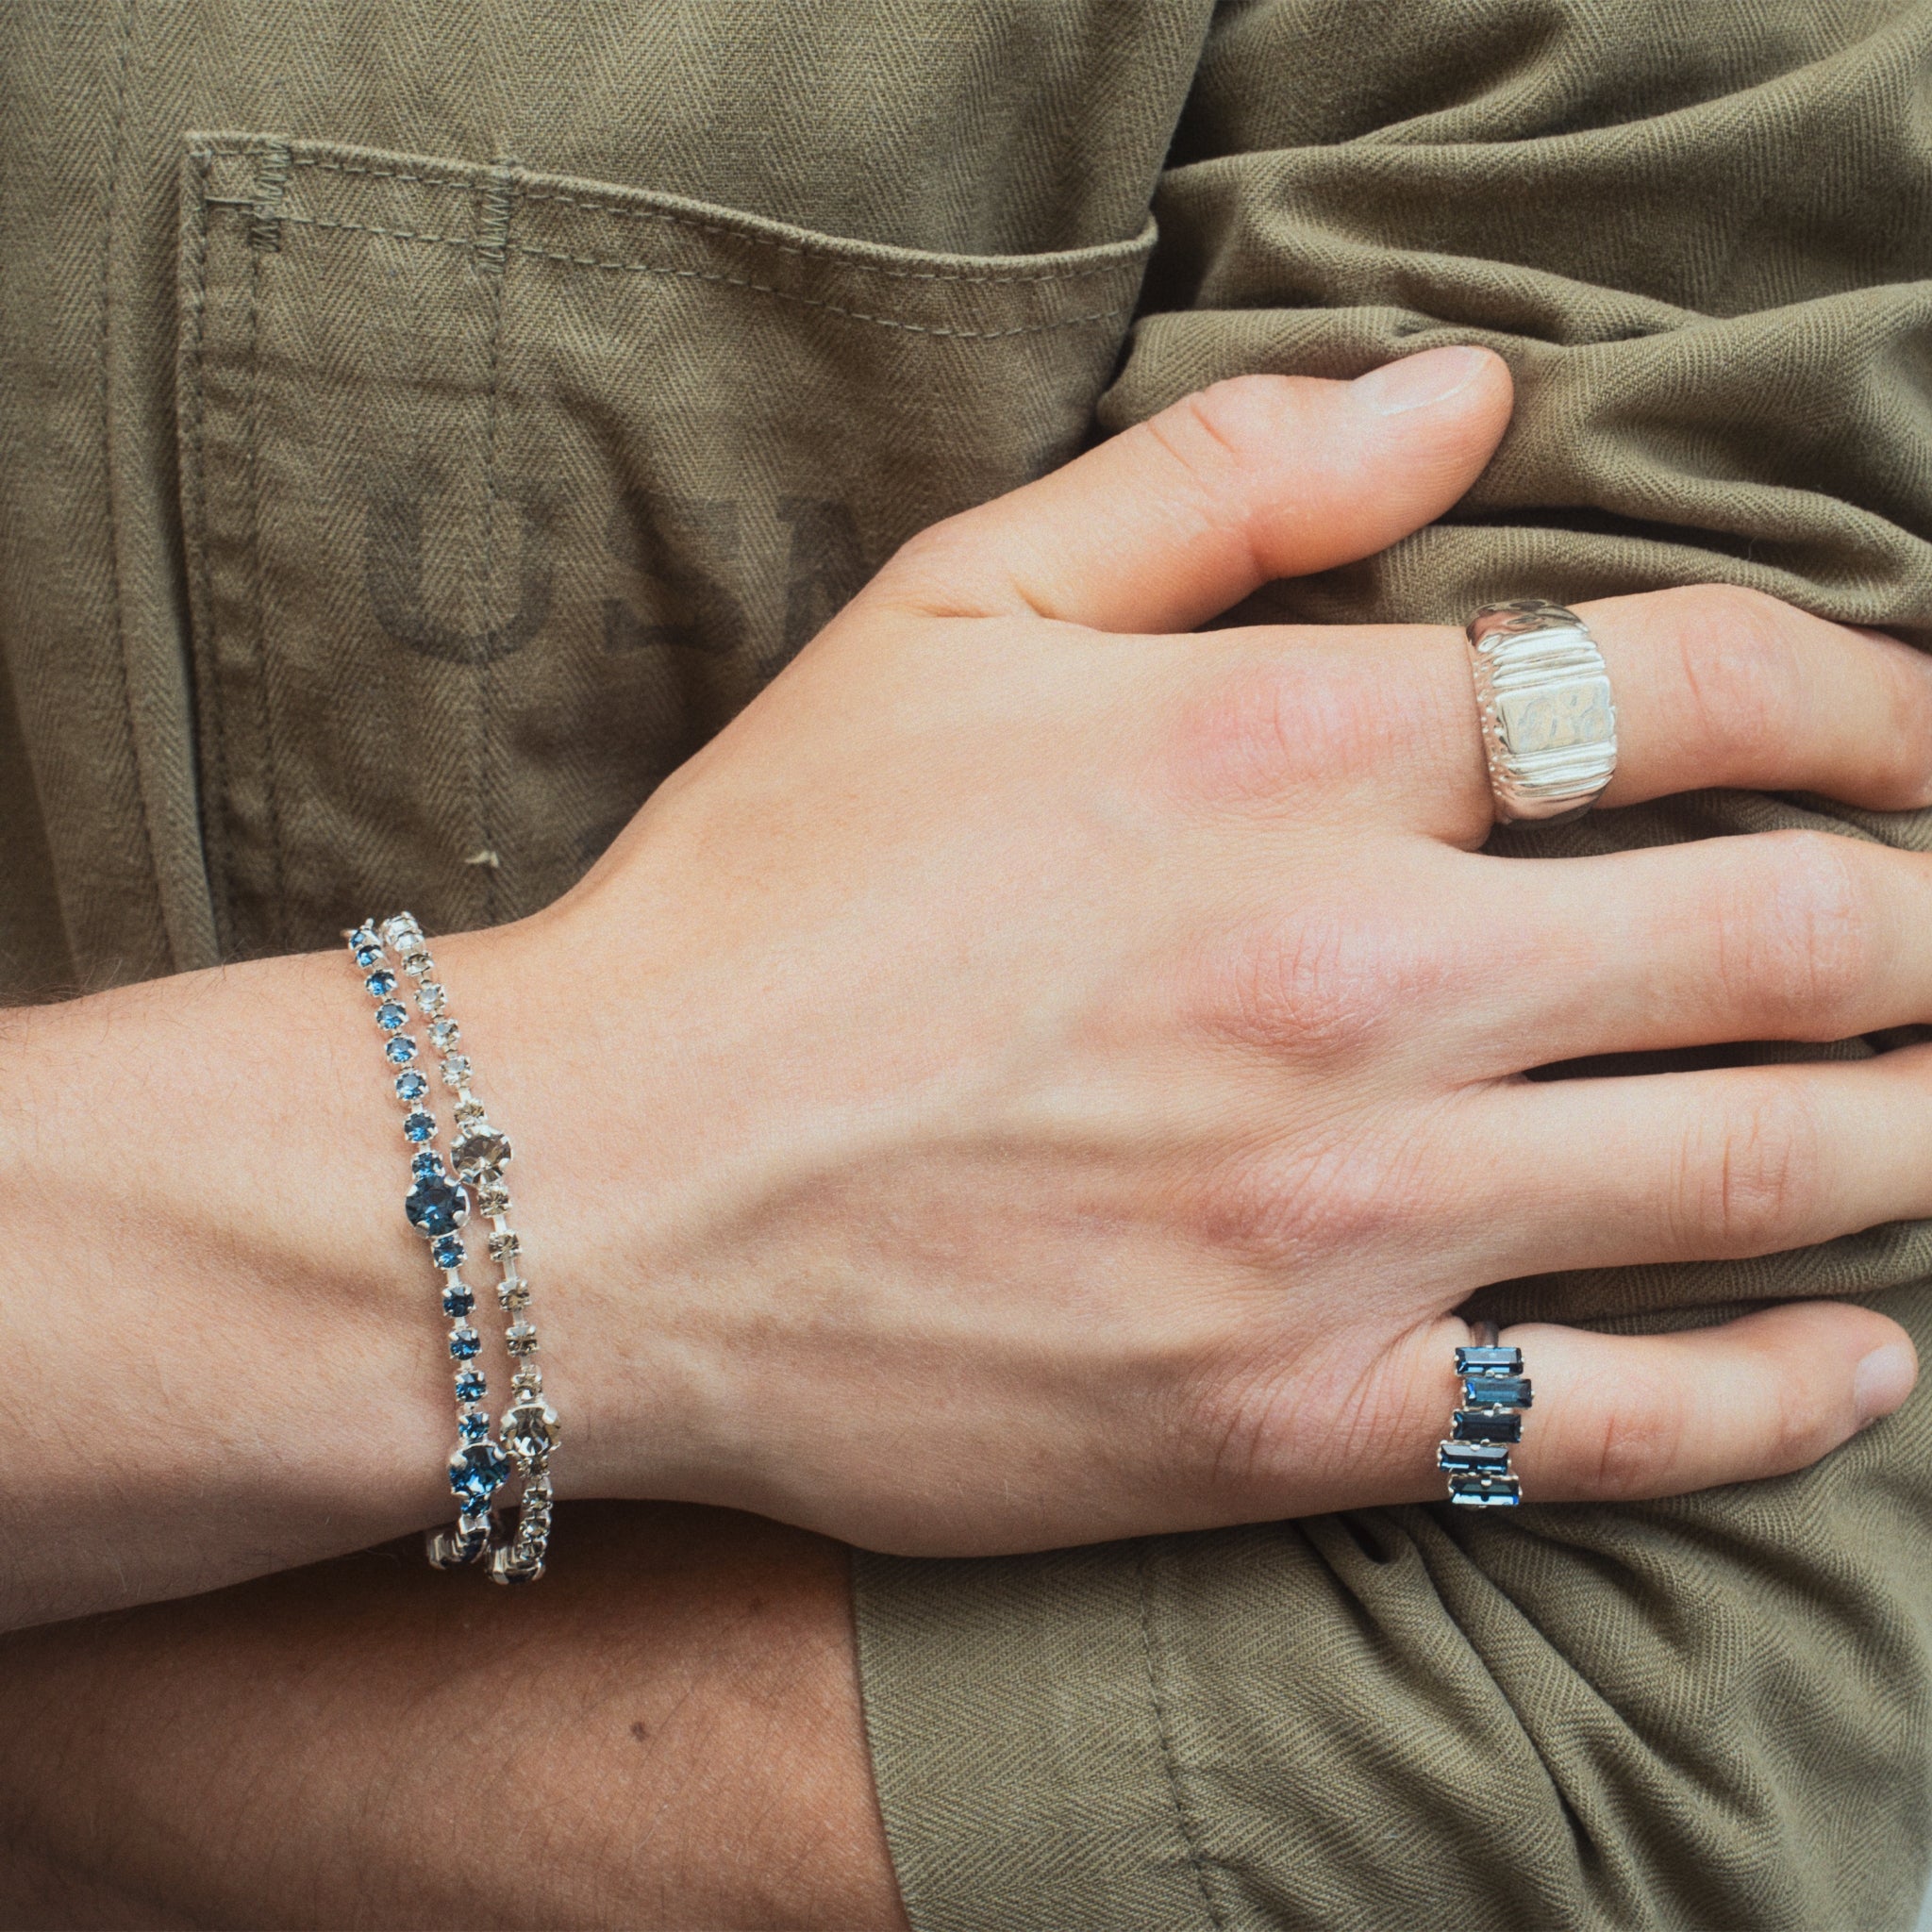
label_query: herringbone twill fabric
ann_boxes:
[5,1,1932,1924]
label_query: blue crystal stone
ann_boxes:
[458,1407,490,1442]
[1462,1374,1532,1410]
[431,1233,467,1268]
[1438,1441,1511,1474]
[411,1149,445,1179]
[375,1000,408,1034]
[1454,1344,1523,1375]
[351,941,384,969]
[393,1068,429,1102]
[1448,1473,1521,1507]
[1452,1408,1522,1443]
[447,1440,510,1509]
[448,1324,482,1360]
[384,1035,418,1066]
[404,1172,469,1239]
[441,1280,475,1317]
[402,1108,437,1144]
[455,1368,487,1402]
[363,968,397,998]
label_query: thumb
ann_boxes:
[873,346,1512,635]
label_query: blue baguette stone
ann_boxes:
[1453,1409,1522,1443]
[1463,1374,1533,1409]
[1438,1441,1512,1474]
[1454,1344,1523,1374]
[1448,1474,1521,1507]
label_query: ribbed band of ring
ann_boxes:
[1465,598,1619,824]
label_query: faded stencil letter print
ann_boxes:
[365,467,554,664]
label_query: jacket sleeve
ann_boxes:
[856,8,1932,1928]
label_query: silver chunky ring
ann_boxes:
[1438,1320,1530,1507]
[1465,598,1619,823]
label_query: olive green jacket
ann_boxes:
[6,3,1932,1925]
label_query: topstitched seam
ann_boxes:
[243,151,292,948]
[1134,1544,1229,1932]
[191,150,1146,286]
[98,0,168,966]
[183,156,237,952]
[195,205,1133,338]
[475,163,516,926]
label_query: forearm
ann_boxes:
[0,1504,906,1931]
[0,935,536,1626]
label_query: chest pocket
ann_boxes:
[176,135,1154,957]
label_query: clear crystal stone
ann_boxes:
[452,1124,511,1177]
[429,1018,461,1052]
[505,1321,538,1357]
[488,1229,521,1263]
[401,948,433,978]
[415,982,446,1018]
[454,1096,487,1125]
[497,1275,529,1311]
[511,1367,543,1397]
[381,914,422,947]
[503,1399,560,1466]
[440,1053,472,1089]
[475,1177,510,1213]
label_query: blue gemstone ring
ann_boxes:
[1440,1320,1530,1507]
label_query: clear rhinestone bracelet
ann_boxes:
[348,913,560,1582]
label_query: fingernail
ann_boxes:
[1354,345,1494,416]
[1855,1342,1917,1424]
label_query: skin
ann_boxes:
[0,1506,905,1930]
[8,345,1932,1924]
[4,347,1929,1635]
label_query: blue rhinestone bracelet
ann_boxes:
[346,914,559,1582]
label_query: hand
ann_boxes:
[464,346,1927,1553]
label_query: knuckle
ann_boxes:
[1676,1077,1825,1257]
[1576,1366,1686,1500]
[1203,908,1412,1059]
[1174,653,1395,806]
[1718,832,1874,1035]
[1663,582,1806,769]
[1192,1123,1442,1267]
